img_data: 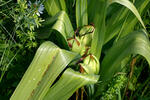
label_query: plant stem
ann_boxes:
[81,87,84,100]
[76,90,79,100]
[123,58,136,100]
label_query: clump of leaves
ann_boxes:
[11,0,44,48]
[124,57,150,100]
[10,0,150,100]
[0,0,44,99]
[0,0,44,81]
[101,74,127,100]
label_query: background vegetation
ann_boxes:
[0,0,150,100]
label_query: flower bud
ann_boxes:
[68,37,85,54]
[80,54,100,74]
[79,25,95,46]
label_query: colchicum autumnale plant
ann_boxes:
[10,0,150,100]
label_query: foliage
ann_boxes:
[12,0,44,48]
[0,0,150,100]
[0,0,44,99]
[101,74,127,100]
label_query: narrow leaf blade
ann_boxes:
[37,11,74,49]
[108,0,146,29]
[10,41,78,100]
[44,68,99,100]
[44,0,67,16]
[89,0,107,59]
[76,0,88,27]
[96,30,150,94]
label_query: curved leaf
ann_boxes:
[96,30,150,94]
[51,11,74,40]
[37,11,74,49]
[10,41,78,100]
[104,0,150,44]
[44,68,99,100]
[76,0,88,27]
[44,0,67,16]
[108,0,146,29]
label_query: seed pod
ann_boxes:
[68,37,85,54]
[79,25,95,47]
[80,54,100,74]
[80,47,90,56]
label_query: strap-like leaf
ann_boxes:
[51,11,74,40]
[37,11,74,49]
[10,41,78,100]
[44,0,67,16]
[88,0,107,59]
[96,30,150,94]
[76,0,88,27]
[104,0,149,44]
[108,0,146,29]
[44,68,99,100]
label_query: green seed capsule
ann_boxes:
[68,37,85,54]
[79,25,95,47]
[80,54,100,74]
[79,25,95,36]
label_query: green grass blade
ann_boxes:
[44,0,67,16]
[44,68,99,100]
[76,0,88,27]
[88,0,107,59]
[10,41,78,100]
[96,30,150,95]
[105,0,150,44]
[108,0,146,29]
[0,44,8,49]
[115,0,150,38]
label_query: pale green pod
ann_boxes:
[71,37,82,53]
[68,37,86,55]
[79,25,95,36]
[80,47,91,56]
[80,54,100,74]
[79,25,95,47]
[80,34,92,47]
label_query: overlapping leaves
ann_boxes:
[11,0,150,100]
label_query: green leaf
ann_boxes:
[108,0,146,29]
[10,41,78,100]
[104,0,150,44]
[0,44,8,48]
[44,68,99,100]
[44,0,67,16]
[97,30,150,94]
[88,0,107,59]
[37,11,74,49]
[76,0,88,27]
[51,11,74,40]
